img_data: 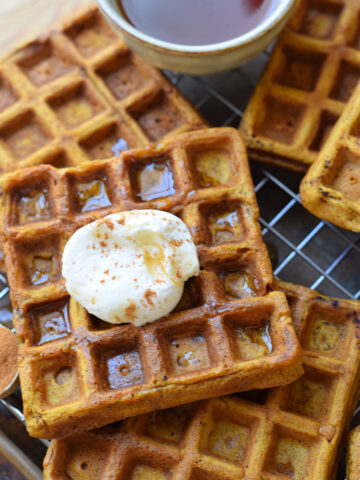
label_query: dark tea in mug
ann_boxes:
[117,0,275,46]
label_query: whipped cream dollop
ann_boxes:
[62,210,199,326]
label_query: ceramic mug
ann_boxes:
[96,0,296,75]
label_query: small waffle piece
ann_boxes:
[240,0,360,172]
[300,82,360,231]
[43,281,360,480]
[0,4,206,174]
[347,426,360,480]
[0,128,302,439]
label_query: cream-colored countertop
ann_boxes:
[0,0,94,57]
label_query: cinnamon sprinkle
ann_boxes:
[170,239,183,247]
[144,289,156,306]
[125,303,136,320]
[103,219,114,230]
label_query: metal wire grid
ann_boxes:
[0,48,358,477]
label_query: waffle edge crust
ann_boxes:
[0,127,302,439]
[300,82,360,232]
[347,426,360,480]
[240,0,360,172]
[43,281,360,480]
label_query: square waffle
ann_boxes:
[0,2,206,272]
[347,426,360,480]
[300,82,360,231]
[0,128,302,439]
[0,4,206,174]
[43,281,360,480]
[240,0,360,172]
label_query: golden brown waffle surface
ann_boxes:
[0,128,302,439]
[300,82,360,231]
[0,4,206,174]
[240,0,360,172]
[347,426,360,480]
[43,281,360,480]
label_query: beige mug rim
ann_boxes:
[96,0,297,54]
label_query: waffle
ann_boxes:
[0,127,302,439]
[43,281,360,480]
[0,3,206,273]
[240,0,360,172]
[300,82,360,231]
[0,4,206,174]
[347,426,360,480]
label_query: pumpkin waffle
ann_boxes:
[347,426,360,480]
[0,4,206,174]
[0,2,206,273]
[43,281,360,480]
[0,128,302,439]
[240,0,360,172]
[300,82,360,231]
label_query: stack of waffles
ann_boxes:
[0,127,303,439]
[240,0,360,232]
[241,0,360,172]
[0,3,358,480]
[43,281,360,480]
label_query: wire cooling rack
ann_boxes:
[0,48,359,478]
